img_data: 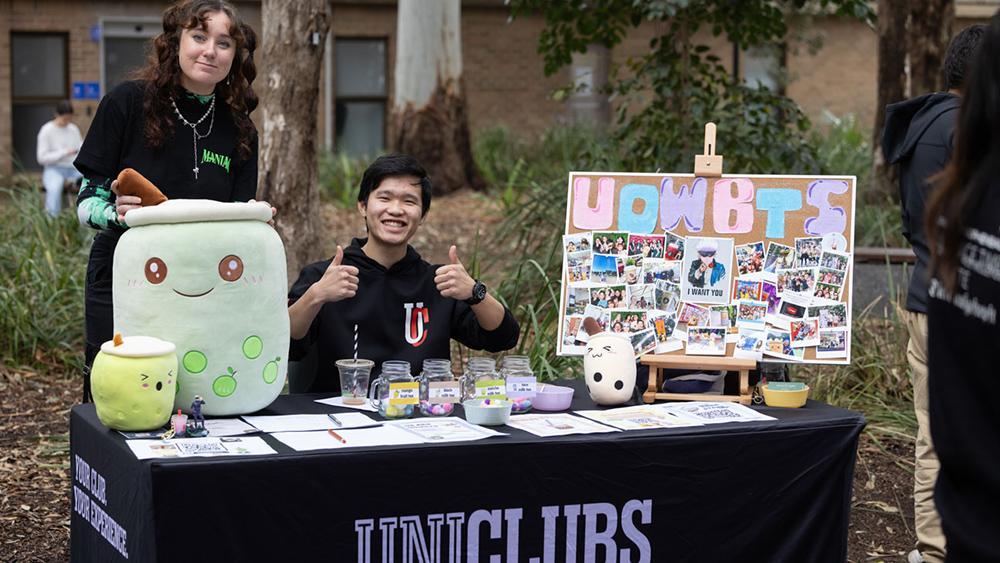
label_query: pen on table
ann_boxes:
[327,429,347,444]
[327,413,343,427]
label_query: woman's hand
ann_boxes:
[249,199,278,227]
[111,180,142,222]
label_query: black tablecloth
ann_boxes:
[70,379,865,562]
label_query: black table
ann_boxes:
[70,380,865,562]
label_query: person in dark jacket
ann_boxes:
[880,24,985,563]
[287,154,520,393]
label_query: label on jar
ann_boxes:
[506,376,537,398]
[474,379,507,400]
[389,382,419,405]
[428,381,461,404]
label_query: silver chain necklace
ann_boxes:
[171,95,216,180]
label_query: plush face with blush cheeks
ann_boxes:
[91,336,178,431]
[113,200,290,416]
[583,333,637,405]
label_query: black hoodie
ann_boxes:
[288,238,520,393]
[881,92,960,313]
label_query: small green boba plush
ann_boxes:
[91,334,178,431]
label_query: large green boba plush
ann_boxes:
[113,200,289,416]
[91,334,178,431]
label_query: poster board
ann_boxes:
[557,172,856,364]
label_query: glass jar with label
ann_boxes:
[460,357,505,402]
[500,355,536,413]
[369,360,417,419]
[418,358,458,416]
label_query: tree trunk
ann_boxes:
[392,0,485,194]
[258,0,330,278]
[872,0,954,202]
[871,0,909,202]
[908,0,955,95]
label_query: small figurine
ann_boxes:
[186,395,209,437]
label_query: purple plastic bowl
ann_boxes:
[532,384,574,411]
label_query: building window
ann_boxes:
[335,38,387,157]
[11,32,68,171]
[739,44,786,94]
[101,18,159,94]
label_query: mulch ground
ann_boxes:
[0,191,922,561]
[1,368,75,562]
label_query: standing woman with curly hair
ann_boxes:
[74,0,259,400]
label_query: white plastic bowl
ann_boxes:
[532,384,574,411]
[462,399,512,426]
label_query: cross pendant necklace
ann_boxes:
[171,95,216,181]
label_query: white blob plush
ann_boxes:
[583,333,636,405]
[113,200,288,416]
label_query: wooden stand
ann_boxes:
[693,122,723,177]
[638,122,755,404]
[640,354,756,405]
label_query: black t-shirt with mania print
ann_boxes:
[75,80,257,202]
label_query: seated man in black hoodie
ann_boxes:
[880,24,984,563]
[287,154,519,392]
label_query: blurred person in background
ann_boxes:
[36,100,83,216]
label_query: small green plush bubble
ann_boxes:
[183,350,208,374]
[213,374,237,397]
[242,336,263,360]
[262,358,279,384]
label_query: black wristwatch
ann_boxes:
[465,280,488,305]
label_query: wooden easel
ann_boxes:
[640,354,756,405]
[640,123,756,406]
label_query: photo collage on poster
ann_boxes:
[561,230,852,361]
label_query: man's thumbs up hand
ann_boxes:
[315,245,360,303]
[435,245,474,301]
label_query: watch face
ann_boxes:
[474,282,487,300]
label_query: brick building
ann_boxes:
[1,0,996,178]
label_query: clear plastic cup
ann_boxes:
[336,359,374,405]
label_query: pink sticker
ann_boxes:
[572,176,615,230]
[712,178,755,233]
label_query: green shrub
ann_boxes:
[0,189,91,372]
[472,127,527,190]
[812,111,872,183]
[475,124,624,211]
[317,151,370,208]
